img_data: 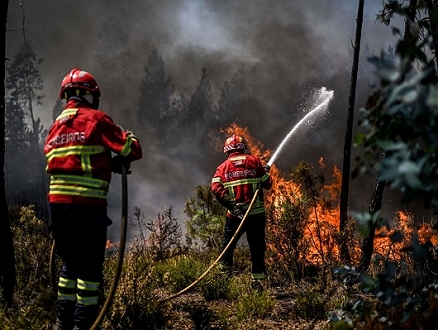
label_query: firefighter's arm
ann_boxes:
[98,113,142,162]
[260,162,273,190]
[211,176,245,219]
[211,173,235,209]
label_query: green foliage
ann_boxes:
[198,264,231,301]
[294,286,326,320]
[344,4,438,326]
[235,290,276,322]
[332,235,438,329]
[266,196,308,285]
[0,206,54,329]
[354,4,438,209]
[185,185,226,249]
[102,244,171,330]
[153,254,207,293]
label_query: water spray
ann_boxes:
[159,87,334,303]
[268,87,334,166]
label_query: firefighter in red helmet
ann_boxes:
[211,134,272,292]
[44,68,142,330]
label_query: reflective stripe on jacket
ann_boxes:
[43,100,142,206]
[211,152,272,217]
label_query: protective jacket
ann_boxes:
[211,151,272,218]
[43,99,142,206]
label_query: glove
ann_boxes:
[232,202,249,220]
[220,194,235,210]
[263,164,270,173]
[111,155,131,174]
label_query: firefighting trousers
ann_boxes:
[220,214,267,277]
[50,204,110,329]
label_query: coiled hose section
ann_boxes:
[158,183,262,303]
[50,164,129,330]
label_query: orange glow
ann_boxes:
[106,239,119,250]
[225,124,438,267]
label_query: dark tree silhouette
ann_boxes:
[1,0,16,307]
[137,48,174,141]
[216,63,248,127]
[5,42,48,218]
[186,67,213,133]
[51,98,63,121]
[358,0,418,273]
[339,0,364,264]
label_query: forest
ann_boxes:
[1,1,438,329]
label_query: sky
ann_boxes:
[6,0,412,241]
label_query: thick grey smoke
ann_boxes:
[6,0,409,240]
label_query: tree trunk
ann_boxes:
[357,0,418,273]
[339,0,364,264]
[358,178,385,273]
[1,0,16,306]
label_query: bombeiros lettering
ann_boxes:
[47,132,86,148]
[225,169,256,180]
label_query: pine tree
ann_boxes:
[5,42,47,217]
[1,0,16,304]
[186,67,213,133]
[217,63,248,126]
[137,49,174,139]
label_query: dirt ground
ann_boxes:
[161,288,331,330]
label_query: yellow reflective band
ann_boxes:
[46,145,107,162]
[261,173,270,182]
[58,292,76,302]
[58,277,77,289]
[77,279,100,291]
[119,135,133,157]
[51,174,109,190]
[212,177,222,184]
[82,153,92,173]
[252,273,265,280]
[223,177,261,187]
[76,295,99,306]
[56,108,78,121]
[49,185,107,199]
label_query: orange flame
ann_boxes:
[227,124,438,266]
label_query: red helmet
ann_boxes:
[224,134,247,153]
[59,68,101,99]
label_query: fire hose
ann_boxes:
[158,183,262,303]
[50,164,129,330]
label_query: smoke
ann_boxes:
[6,0,409,239]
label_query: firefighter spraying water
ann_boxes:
[159,87,334,302]
[212,134,273,292]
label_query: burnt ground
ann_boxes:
[158,287,330,330]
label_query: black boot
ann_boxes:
[53,300,75,330]
[53,317,74,330]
